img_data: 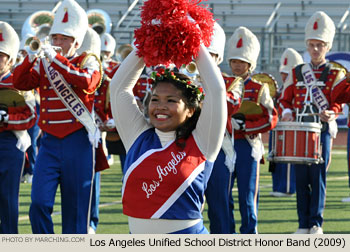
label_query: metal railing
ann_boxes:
[260,2,282,71]
[114,0,141,31]
[337,6,350,51]
[112,0,142,46]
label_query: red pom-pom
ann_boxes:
[134,0,214,67]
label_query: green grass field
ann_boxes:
[17,147,350,234]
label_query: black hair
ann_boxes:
[150,72,202,148]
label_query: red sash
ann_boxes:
[122,135,206,218]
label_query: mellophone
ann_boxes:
[268,121,323,165]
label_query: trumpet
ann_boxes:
[185,61,197,74]
[25,36,62,56]
[180,61,199,79]
[28,37,41,52]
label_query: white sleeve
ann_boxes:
[193,44,227,162]
[109,51,151,151]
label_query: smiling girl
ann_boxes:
[110,42,226,233]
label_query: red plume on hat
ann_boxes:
[0,30,3,42]
[134,0,214,67]
[283,57,288,65]
[313,21,318,30]
[236,37,243,48]
[62,8,69,23]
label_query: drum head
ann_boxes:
[251,73,278,98]
[236,100,263,115]
[0,88,26,107]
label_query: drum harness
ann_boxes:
[294,63,331,131]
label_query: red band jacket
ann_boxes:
[233,76,278,139]
[12,52,101,138]
[279,63,345,117]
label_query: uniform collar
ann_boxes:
[243,75,251,85]
[66,52,78,61]
[310,61,328,70]
[0,71,11,82]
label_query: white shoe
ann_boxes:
[270,191,294,197]
[342,197,350,202]
[293,228,310,234]
[309,226,323,234]
[88,227,96,234]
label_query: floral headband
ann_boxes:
[149,68,204,102]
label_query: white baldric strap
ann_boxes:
[222,128,236,174]
[42,59,100,147]
[301,64,329,111]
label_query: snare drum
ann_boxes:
[269,121,323,164]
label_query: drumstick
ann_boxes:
[304,112,344,116]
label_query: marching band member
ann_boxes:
[110,1,226,232]
[99,33,128,168]
[227,26,278,233]
[269,48,303,197]
[100,33,118,78]
[330,53,350,204]
[77,27,103,235]
[0,21,36,233]
[331,62,350,203]
[13,0,102,234]
[279,11,345,234]
[204,22,243,234]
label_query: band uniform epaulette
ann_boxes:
[328,61,349,84]
[79,51,104,95]
[222,72,230,77]
[225,76,243,92]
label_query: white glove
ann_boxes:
[232,118,245,131]
[41,44,57,62]
[105,119,116,129]
[0,110,9,123]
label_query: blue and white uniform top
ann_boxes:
[109,44,227,233]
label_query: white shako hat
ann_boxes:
[279,48,304,74]
[226,26,260,72]
[77,27,101,58]
[100,33,116,56]
[207,21,226,65]
[305,11,335,49]
[0,21,20,65]
[49,0,88,49]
